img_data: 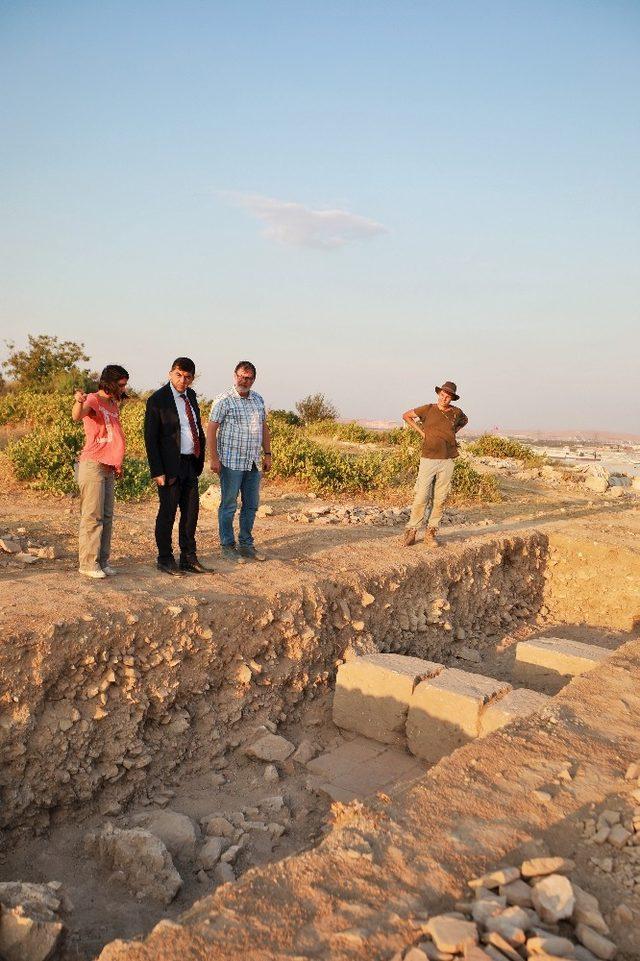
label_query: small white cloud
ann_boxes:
[224,192,387,250]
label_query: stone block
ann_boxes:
[514,637,609,684]
[480,688,551,735]
[407,668,512,762]
[333,653,443,745]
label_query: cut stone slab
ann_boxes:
[514,637,609,684]
[480,689,551,736]
[407,669,512,763]
[306,734,426,802]
[333,653,443,745]
[425,915,479,953]
[530,874,575,923]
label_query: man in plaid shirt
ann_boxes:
[207,361,272,561]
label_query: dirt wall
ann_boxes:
[544,532,640,631]
[0,533,548,834]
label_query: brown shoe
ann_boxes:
[403,529,417,547]
[424,527,440,547]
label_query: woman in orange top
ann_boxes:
[72,365,129,579]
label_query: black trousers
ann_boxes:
[155,456,200,564]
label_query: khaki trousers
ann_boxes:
[406,457,455,531]
[77,460,115,571]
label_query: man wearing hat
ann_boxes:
[402,381,468,547]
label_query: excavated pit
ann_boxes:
[1,524,639,959]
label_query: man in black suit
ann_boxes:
[144,357,211,575]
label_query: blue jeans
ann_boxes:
[218,464,261,547]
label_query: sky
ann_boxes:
[1,0,639,432]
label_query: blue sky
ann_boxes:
[1,0,639,432]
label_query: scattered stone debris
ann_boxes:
[0,881,66,961]
[394,856,626,961]
[579,758,640,897]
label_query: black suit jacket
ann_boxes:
[144,383,206,480]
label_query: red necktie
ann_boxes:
[180,394,201,458]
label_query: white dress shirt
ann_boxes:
[170,382,196,455]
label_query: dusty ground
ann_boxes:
[1,476,639,960]
[0,473,630,636]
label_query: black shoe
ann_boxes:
[179,557,215,574]
[221,545,239,561]
[156,559,185,576]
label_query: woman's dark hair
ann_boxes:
[171,357,196,375]
[99,365,129,396]
[235,360,256,378]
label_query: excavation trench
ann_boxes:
[0,528,638,958]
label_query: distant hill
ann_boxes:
[469,428,640,445]
[355,420,640,445]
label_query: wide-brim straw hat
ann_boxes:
[435,381,459,401]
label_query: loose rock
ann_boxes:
[84,824,182,904]
[531,874,575,923]
[243,733,295,763]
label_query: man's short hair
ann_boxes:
[171,357,196,375]
[235,360,256,378]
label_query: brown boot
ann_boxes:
[424,527,440,547]
[403,528,417,547]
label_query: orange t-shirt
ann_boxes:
[78,393,126,469]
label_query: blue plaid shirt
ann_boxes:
[209,387,266,470]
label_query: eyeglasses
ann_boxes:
[236,373,255,381]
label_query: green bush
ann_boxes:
[268,409,302,427]
[466,433,544,466]
[269,422,493,499]
[2,386,500,505]
[450,458,500,503]
[7,417,83,493]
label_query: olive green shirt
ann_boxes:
[413,403,468,459]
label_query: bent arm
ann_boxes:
[402,409,425,438]
[71,391,94,421]
[455,411,469,432]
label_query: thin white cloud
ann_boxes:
[224,192,388,250]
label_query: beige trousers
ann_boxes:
[77,460,115,571]
[406,457,455,531]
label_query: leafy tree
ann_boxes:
[2,334,95,392]
[295,392,338,424]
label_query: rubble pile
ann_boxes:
[0,529,59,567]
[394,857,629,961]
[581,760,640,893]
